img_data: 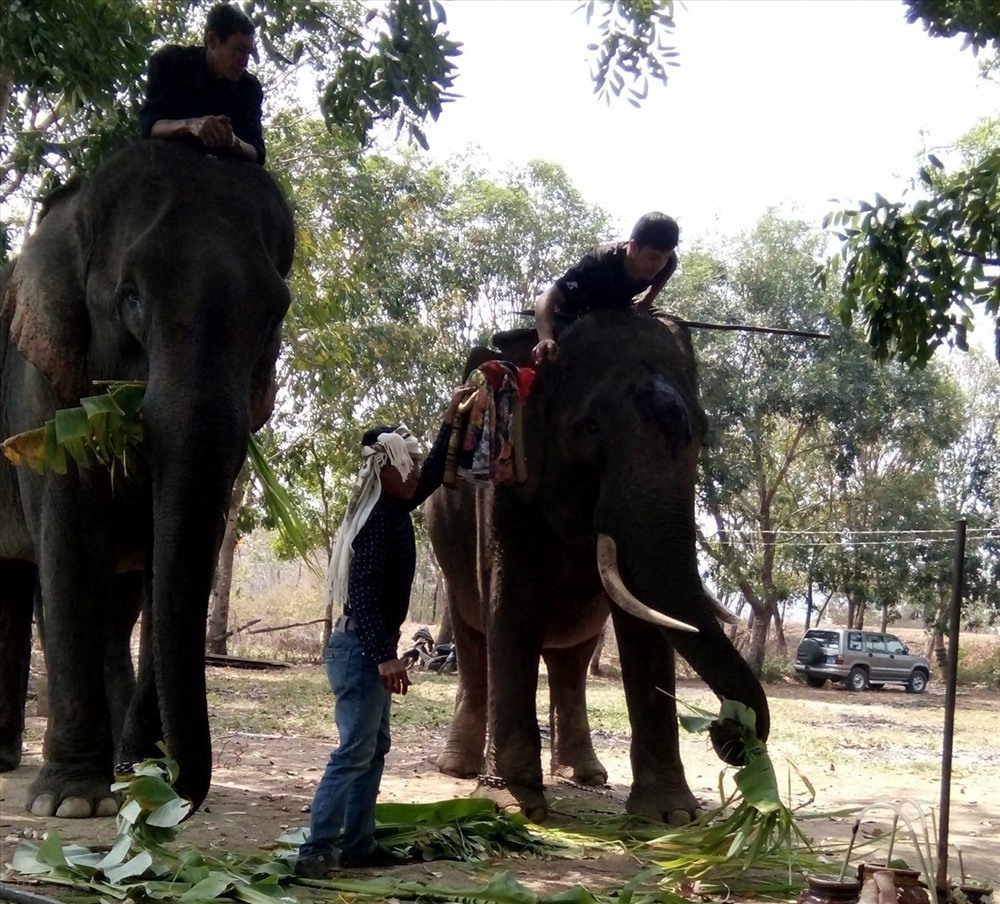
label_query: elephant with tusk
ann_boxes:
[426,308,769,825]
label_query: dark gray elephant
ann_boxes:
[426,309,768,825]
[0,140,294,817]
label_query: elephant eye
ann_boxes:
[117,282,145,339]
[119,282,141,308]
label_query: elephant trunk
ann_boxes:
[142,373,249,809]
[597,479,770,757]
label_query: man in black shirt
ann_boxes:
[296,386,473,878]
[532,211,679,364]
[139,3,265,164]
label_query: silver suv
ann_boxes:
[794,627,931,693]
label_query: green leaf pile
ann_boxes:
[7,704,858,902]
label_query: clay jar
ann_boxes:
[798,875,862,904]
[953,886,994,904]
[858,863,931,904]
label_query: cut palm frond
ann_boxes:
[1,381,145,476]
[1,381,318,575]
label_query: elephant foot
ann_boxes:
[0,740,22,772]
[551,756,608,786]
[435,746,483,779]
[626,781,703,827]
[473,777,548,823]
[27,766,120,818]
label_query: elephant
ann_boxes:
[0,139,294,817]
[425,309,769,825]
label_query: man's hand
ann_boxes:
[531,338,559,364]
[188,115,234,149]
[378,659,411,695]
[444,384,477,424]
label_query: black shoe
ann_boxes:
[294,851,339,879]
[339,845,413,869]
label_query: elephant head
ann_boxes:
[493,310,769,755]
[1,140,294,811]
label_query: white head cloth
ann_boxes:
[326,425,421,609]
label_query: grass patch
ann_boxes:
[958,644,1000,686]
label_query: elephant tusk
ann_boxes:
[704,587,738,624]
[596,534,699,633]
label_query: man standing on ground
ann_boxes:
[139,2,265,164]
[532,211,680,364]
[296,386,474,878]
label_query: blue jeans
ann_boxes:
[299,628,391,860]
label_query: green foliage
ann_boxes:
[760,655,795,683]
[579,0,678,107]
[828,4,1000,370]
[903,0,1000,54]
[828,150,1000,368]
[321,0,461,149]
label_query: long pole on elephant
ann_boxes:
[935,519,966,895]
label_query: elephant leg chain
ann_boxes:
[554,776,614,797]
[477,772,509,789]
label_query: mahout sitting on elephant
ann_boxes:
[426,309,769,825]
[0,139,294,817]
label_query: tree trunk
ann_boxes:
[772,606,786,652]
[206,463,249,656]
[745,607,771,676]
[879,603,888,633]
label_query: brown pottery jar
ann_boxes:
[858,863,931,904]
[953,886,994,904]
[798,875,862,904]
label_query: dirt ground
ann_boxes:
[2,659,998,900]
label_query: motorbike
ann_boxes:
[401,626,457,673]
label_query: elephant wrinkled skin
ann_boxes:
[426,310,769,825]
[0,141,294,817]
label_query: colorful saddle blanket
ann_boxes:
[444,359,530,487]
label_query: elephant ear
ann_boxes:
[250,325,283,432]
[1,181,89,403]
[491,327,537,368]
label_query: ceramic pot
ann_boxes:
[798,875,862,904]
[953,885,994,904]
[858,863,930,904]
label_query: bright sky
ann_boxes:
[423,0,999,243]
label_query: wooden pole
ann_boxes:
[936,519,966,894]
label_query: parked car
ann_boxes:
[794,627,931,693]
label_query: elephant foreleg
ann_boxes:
[28,498,118,818]
[542,636,607,786]
[482,586,547,821]
[0,561,36,771]
[612,606,702,826]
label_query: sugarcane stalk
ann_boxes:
[839,819,861,882]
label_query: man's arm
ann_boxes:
[408,385,476,509]
[531,283,565,364]
[229,79,265,163]
[637,250,678,312]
